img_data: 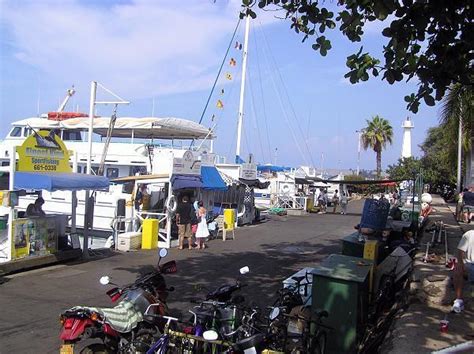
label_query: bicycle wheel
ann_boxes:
[310,331,327,354]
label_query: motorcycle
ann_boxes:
[59,248,176,354]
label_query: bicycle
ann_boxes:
[267,270,331,354]
[144,310,234,354]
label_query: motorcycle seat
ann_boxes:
[69,299,143,333]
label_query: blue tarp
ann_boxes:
[14,172,110,192]
[171,174,203,190]
[201,166,227,191]
[257,164,291,172]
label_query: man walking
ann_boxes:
[452,229,474,313]
[332,190,339,213]
[462,185,474,223]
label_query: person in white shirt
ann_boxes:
[452,230,474,313]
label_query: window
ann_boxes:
[1,161,9,166]
[23,128,32,137]
[76,166,82,173]
[130,166,147,176]
[106,168,119,178]
[10,127,22,137]
[91,167,102,176]
[63,130,82,141]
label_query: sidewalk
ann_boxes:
[383,195,474,353]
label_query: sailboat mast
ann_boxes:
[235,14,250,163]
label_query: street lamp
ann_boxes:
[355,130,364,175]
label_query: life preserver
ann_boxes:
[237,204,246,218]
[282,184,290,194]
[166,195,177,213]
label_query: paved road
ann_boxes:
[0,200,364,353]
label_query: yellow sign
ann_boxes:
[16,130,71,173]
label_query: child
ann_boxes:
[195,201,210,249]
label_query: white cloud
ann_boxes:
[1,0,280,99]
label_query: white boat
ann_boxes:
[0,102,219,235]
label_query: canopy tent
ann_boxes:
[171,174,203,190]
[201,166,227,191]
[12,116,213,140]
[295,177,313,185]
[14,172,109,192]
[318,178,406,185]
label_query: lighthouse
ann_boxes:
[401,117,414,158]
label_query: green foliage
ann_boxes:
[361,115,393,177]
[386,157,422,181]
[419,126,457,187]
[387,126,457,187]
[242,1,474,113]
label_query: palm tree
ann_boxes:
[439,84,473,189]
[361,115,394,178]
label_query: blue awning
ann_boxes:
[201,166,227,191]
[14,172,110,192]
[171,174,203,190]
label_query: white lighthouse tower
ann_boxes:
[401,117,414,158]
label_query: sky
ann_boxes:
[0,0,442,172]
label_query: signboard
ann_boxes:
[16,130,72,173]
[172,150,201,175]
[239,163,257,180]
[11,217,57,260]
[200,152,216,166]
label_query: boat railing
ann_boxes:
[112,210,170,248]
[274,193,307,210]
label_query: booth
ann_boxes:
[1,130,109,268]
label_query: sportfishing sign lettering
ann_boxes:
[16,130,72,173]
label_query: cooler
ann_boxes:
[118,232,142,251]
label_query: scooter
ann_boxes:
[59,249,176,354]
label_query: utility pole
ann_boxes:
[356,130,363,175]
[456,105,463,192]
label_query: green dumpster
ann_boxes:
[311,254,373,353]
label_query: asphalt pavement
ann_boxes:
[0,200,364,353]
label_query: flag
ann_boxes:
[229,58,236,66]
[226,73,232,80]
[216,100,224,109]
[221,89,225,95]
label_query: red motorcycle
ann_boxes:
[59,249,176,354]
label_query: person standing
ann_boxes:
[176,195,193,250]
[195,201,209,249]
[462,185,474,224]
[452,230,474,313]
[332,190,339,213]
[340,192,348,215]
[456,188,467,222]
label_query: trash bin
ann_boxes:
[142,219,158,249]
[224,209,235,230]
[360,199,390,230]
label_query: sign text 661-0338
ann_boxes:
[33,164,58,171]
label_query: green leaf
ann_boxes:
[423,94,435,106]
